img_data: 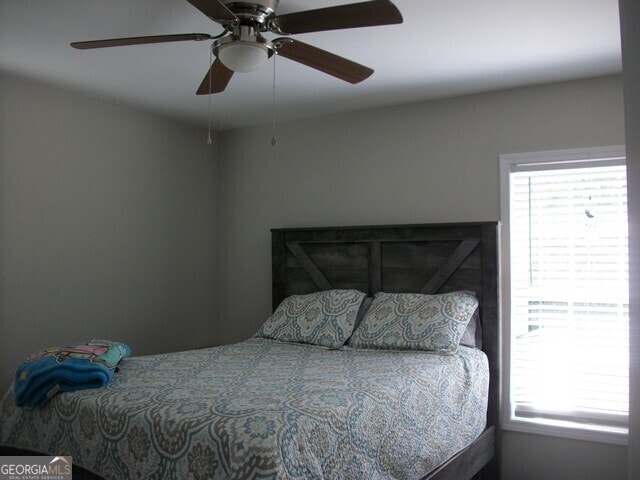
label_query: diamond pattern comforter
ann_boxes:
[0,338,488,479]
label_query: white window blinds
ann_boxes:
[507,155,628,436]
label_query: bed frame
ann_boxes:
[271,222,501,480]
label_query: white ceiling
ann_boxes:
[0,0,622,131]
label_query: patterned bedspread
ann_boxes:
[0,338,488,480]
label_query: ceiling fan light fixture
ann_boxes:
[218,42,270,72]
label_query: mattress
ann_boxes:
[0,338,489,480]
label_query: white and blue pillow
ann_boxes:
[256,289,366,348]
[348,291,478,353]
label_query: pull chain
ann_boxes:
[207,46,213,145]
[270,52,278,147]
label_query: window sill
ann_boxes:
[503,416,629,446]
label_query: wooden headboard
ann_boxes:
[271,222,501,431]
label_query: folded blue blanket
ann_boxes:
[14,339,131,407]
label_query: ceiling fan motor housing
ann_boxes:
[221,1,279,27]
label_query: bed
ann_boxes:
[0,222,500,480]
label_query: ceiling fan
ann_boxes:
[70,0,403,95]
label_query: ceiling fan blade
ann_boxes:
[274,39,373,84]
[186,0,238,23]
[196,59,234,95]
[71,33,212,50]
[272,0,402,35]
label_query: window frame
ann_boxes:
[499,145,628,445]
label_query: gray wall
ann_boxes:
[620,0,640,478]
[0,73,219,393]
[216,75,627,480]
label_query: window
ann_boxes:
[500,146,628,444]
